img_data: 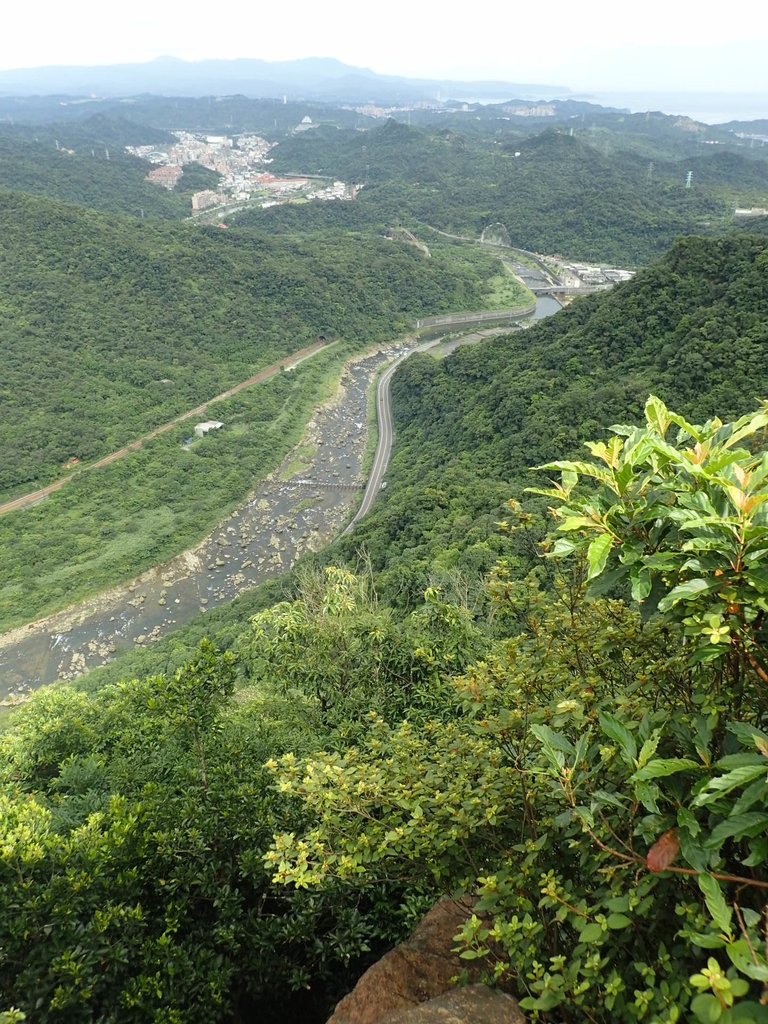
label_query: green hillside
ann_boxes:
[255,123,765,262]
[0,188,487,498]
[0,130,190,218]
[331,233,768,600]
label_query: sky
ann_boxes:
[1,0,766,95]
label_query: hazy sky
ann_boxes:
[2,0,766,93]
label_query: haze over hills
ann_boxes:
[0,55,570,104]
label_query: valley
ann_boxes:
[1,77,768,1024]
[0,300,546,694]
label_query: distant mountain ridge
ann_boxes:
[0,55,569,104]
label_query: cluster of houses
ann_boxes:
[127,125,357,214]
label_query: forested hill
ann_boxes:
[258,123,766,263]
[330,234,768,600]
[0,188,488,497]
[0,129,192,218]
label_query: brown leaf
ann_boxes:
[646,829,680,873]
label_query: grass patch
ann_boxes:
[421,234,534,309]
[278,443,318,481]
[482,261,533,308]
[292,498,320,515]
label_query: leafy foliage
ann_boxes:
[256,398,768,1022]
[243,566,488,732]
[532,395,768,691]
[0,639,416,1022]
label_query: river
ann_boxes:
[0,299,560,698]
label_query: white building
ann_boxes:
[194,421,223,438]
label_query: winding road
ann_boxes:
[342,351,407,534]
[343,302,557,535]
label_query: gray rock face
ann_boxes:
[382,986,525,1024]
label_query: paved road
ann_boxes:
[343,312,534,535]
[342,351,408,534]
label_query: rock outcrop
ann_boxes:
[382,985,525,1023]
[326,898,525,1024]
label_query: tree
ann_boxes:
[529,395,768,709]
[264,400,768,1023]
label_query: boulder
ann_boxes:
[381,985,525,1024]
[327,898,522,1024]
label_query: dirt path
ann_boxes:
[0,339,331,517]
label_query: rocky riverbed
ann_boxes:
[0,301,558,701]
[0,346,405,698]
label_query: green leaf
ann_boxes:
[657,578,721,613]
[587,533,613,580]
[630,567,653,602]
[668,410,704,442]
[606,896,630,912]
[728,722,768,749]
[530,723,575,756]
[722,410,768,450]
[561,467,578,494]
[633,757,700,782]
[697,875,733,935]
[537,459,614,484]
[704,813,768,849]
[645,395,671,436]
[682,931,728,949]
[694,764,768,806]
[529,724,566,771]
[743,837,768,867]
[691,993,724,1023]
[599,712,637,764]
[678,806,702,837]
[615,462,634,495]
[559,516,603,532]
[551,537,578,557]
[726,939,768,981]
[637,731,662,769]
[606,913,632,929]
[634,780,661,813]
[579,923,604,944]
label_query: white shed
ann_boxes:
[194,420,223,438]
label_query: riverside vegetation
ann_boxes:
[3,234,768,1022]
